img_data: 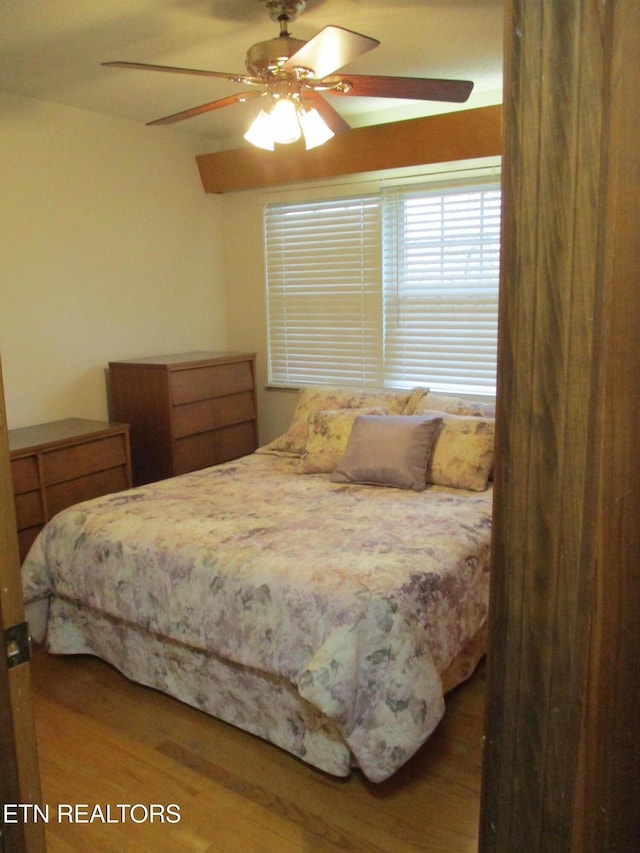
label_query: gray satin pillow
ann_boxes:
[330,414,443,491]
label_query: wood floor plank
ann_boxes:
[35,696,315,853]
[29,646,484,852]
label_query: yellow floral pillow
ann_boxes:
[401,386,431,414]
[257,385,423,457]
[300,407,387,473]
[415,392,495,418]
[426,412,496,491]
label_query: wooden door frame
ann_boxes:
[0,357,46,852]
[0,601,25,853]
[479,1,640,850]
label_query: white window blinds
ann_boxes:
[264,174,501,396]
[265,195,383,386]
[382,183,501,395]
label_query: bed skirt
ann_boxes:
[27,596,486,778]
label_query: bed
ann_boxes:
[21,386,495,783]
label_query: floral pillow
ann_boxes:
[426,412,495,491]
[257,385,427,457]
[415,392,495,418]
[300,407,388,474]
[401,386,431,415]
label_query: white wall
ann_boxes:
[0,93,226,430]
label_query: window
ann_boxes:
[265,170,501,397]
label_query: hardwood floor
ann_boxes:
[29,645,485,852]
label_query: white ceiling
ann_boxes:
[0,0,504,150]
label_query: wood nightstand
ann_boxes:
[9,418,132,562]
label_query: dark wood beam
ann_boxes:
[196,105,502,193]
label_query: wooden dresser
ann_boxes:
[108,351,258,486]
[9,418,132,563]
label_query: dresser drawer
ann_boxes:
[47,466,131,518]
[173,422,257,475]
[18,526,43,562]
[170,361,254,405]
[173,432,216,475]
[42,434,128,486]
[215,422,258,464]
[11,455,40,494]
[172,391,256,439]
[9,419,132,562]
[14,490,44,529]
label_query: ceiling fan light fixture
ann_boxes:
[244,97,334,151]
[243,110,275,150]
[299,106,334,149]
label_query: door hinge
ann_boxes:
[5,621,31,668]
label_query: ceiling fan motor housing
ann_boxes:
[246,36,308,78]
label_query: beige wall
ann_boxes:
[0,93,226,430]
[220,188,298,445]
[0,91,497,446]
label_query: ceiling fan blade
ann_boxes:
[284,26,379,80]
[302,90,350,134]
[102,60,260,86]
[146,90,262,126]
[326,74,474,103]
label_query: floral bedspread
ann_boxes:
[22,452,492,782]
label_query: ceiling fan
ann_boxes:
[102,0,474,150]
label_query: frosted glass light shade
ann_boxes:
[243,110,275,150]
[270,98,301,144]
[299,108,334,149]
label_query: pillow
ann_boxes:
[330,414,442,491]
[300,407,388,474]
[401,386,431,415]
[414,392,495,418]
[256,385,420,457]
[426,412,495,491]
